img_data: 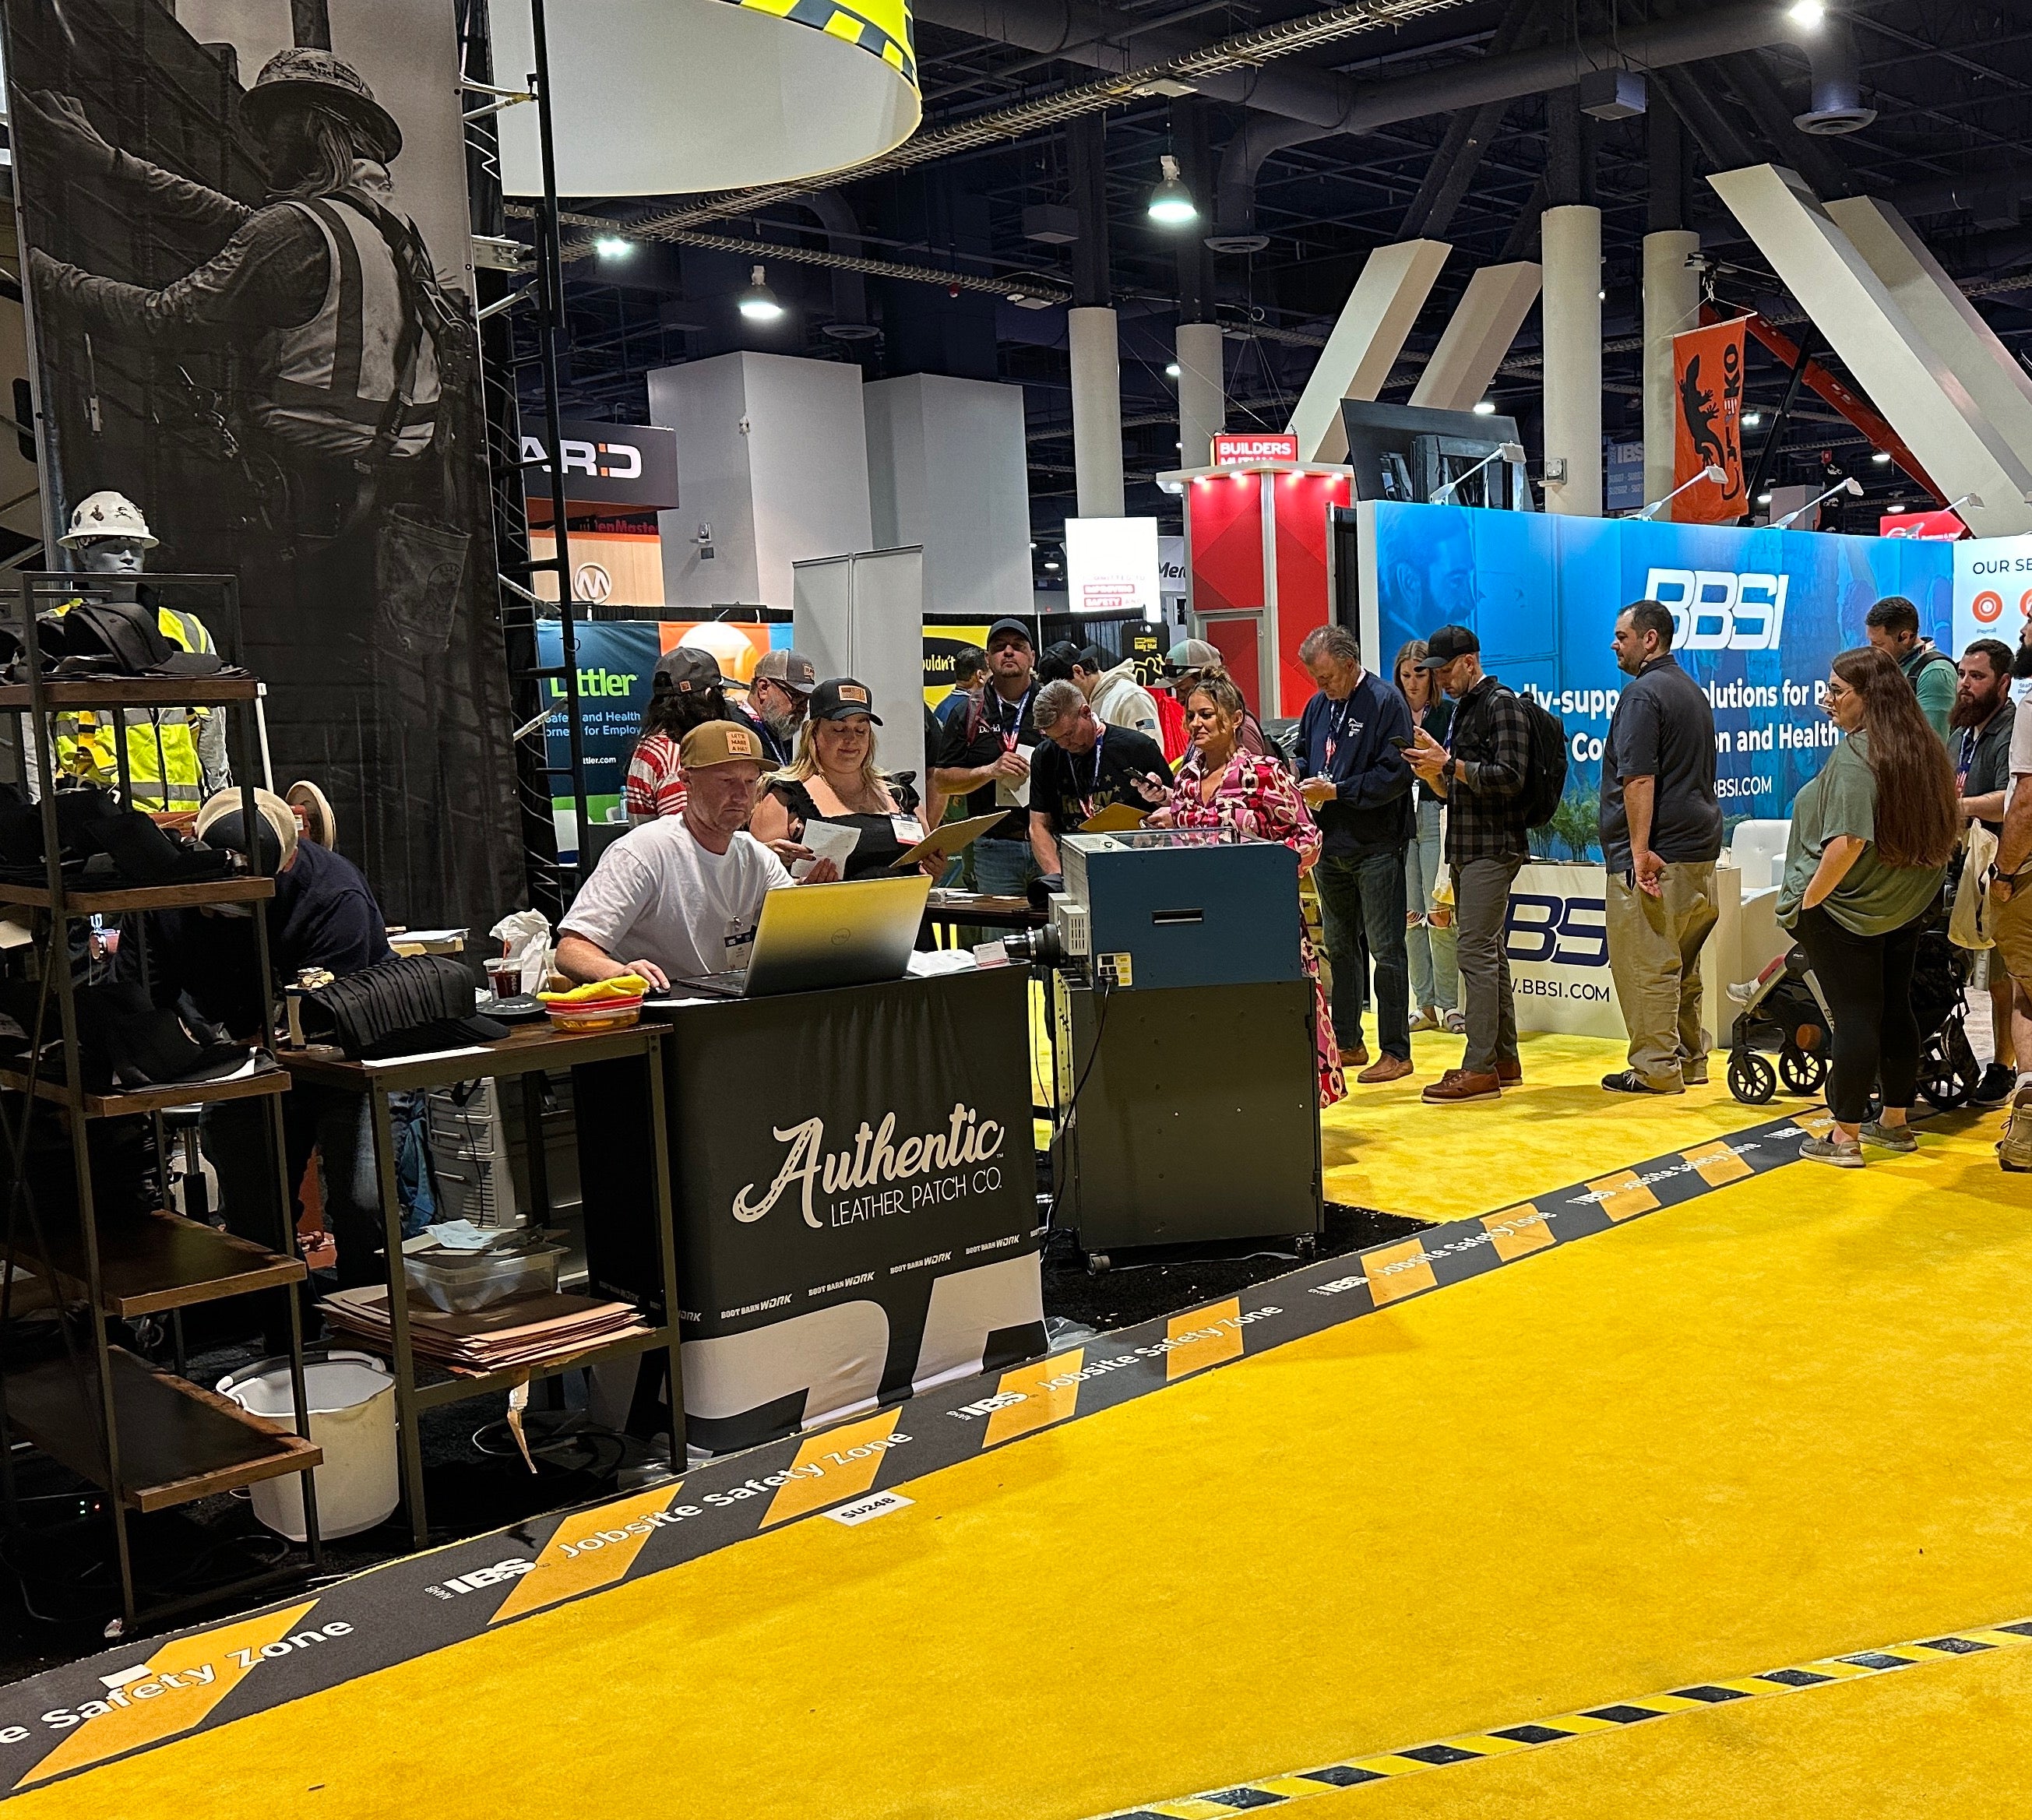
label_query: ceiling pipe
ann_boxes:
[777,194,876,338]
[1195,2,1814,247]
[1794,16,1875,134]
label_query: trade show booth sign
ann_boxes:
[1358,502,1954,860]
[5,0,520,936]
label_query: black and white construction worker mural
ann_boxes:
[8,2,519,936]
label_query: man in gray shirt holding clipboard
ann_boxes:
[1600,601,1724,1096]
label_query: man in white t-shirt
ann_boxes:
[558,720,838,987]
[1990,625,2032,1170]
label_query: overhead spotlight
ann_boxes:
[1147,154,1198,227]
[1472,399,1497,416]
[1044,559,1062,571]
[1743,410,1763,428]
[1871,450,1892,464]
[737,265,784,322]
[1166,362,1182,377]
[1787,0,1824,25]
[594,237,633,259]
[1886,503,1907,514]
[1756,491,1773,506]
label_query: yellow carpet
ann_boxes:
[21,1114,2032,1820]
[1323,1028,1776,1222]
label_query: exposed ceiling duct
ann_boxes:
[1203,2,1817,248]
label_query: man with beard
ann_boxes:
[731,649,816,766]
[1988,621,2032,1171]
[1954,639,2019,1107]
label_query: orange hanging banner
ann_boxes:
[1671,317,1750,522]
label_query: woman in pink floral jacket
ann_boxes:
[1148,666,1345,1107]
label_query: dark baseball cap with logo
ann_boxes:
[986,618,1034,650]
[1417,625,1481,671]
[653,646,723,694]
[753,648,819,695]
[809,677,883,725]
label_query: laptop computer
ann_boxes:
[674,873,933,998]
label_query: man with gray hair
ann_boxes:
[1293,623,1417,1082]
[1027,679,1170,874]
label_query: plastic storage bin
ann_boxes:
[217,1351,399,1540]
[403,1241,564,1313]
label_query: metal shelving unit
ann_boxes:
[0,572,324,1632]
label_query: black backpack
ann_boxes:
[1516,691,1569,829]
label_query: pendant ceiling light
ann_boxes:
[489,0,920,197]
[1146,153,1198,226]
[737,266,785,322]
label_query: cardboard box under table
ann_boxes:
[579,967,1045,1456]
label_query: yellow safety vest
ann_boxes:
[52,602,216,811]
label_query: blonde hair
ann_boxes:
[1184,664,1247,721]
[770,716,894,801]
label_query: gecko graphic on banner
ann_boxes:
[1364,501,1954,860]
[1671,318,1749,523]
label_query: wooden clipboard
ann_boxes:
[891,810,1010,869]
[1079,801,1149,834]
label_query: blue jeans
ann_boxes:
[1315,847,1410,1061]
[973,837,1041,900]
[1403,797,1459,1014]
[208,1085,383,1290]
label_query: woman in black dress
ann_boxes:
[748,678,936,879]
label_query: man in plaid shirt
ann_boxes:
[1407,625,1531,1103]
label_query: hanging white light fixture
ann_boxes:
[1147,154,1198,226]
[738,266,784,322]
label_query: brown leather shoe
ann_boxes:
[1498,1058,1522,1086]
[1338,1044,1371,1068]
[1357,1054,1414,1084]
[1421,1067,1501,1104]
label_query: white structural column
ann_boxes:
[1826,195,2032,477]
[1068,305,1126,518]
[1710,164,2032,536]
[1641,229,1702,507]
[1541,203,1603,517]
[1410,262,1542,413]
[1287,238,1452,463]
[1174,320,1227,468]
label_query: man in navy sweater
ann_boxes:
[1294,625,1417,1083]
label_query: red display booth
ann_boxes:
[1164,442,1354,720]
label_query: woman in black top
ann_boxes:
[749,678,934,880]
[1394,639,1460,1033]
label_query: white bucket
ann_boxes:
[217,1351,400,1541]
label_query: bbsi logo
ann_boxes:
[1506,893,1608,967]
[1643,568,1788,652]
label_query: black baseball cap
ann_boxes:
[986,618,1034,649]
[653,646,722,694]
[1417,625,1480,670]
[808,677,883,725]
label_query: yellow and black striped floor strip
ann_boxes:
[1086,1617,2032,1816]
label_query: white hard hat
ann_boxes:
[60,491,157,549]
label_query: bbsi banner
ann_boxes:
[1362,501,1953,857]
[1671,317,1749,523]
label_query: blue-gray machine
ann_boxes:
[1048,830,1324,1268]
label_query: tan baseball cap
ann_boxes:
[679,720,769,769]
[195,787,299,873]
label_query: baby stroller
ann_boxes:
[1726,913,1979,1108]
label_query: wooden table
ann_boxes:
[282,1022,680,1548]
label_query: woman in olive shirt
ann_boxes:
[1777,646,1960,1167]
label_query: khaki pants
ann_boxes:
[1607,862,1719,1087]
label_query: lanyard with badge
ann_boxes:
[1073,726,1107,822]
[988,684,1034,753]
[1322,694,1359,769]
